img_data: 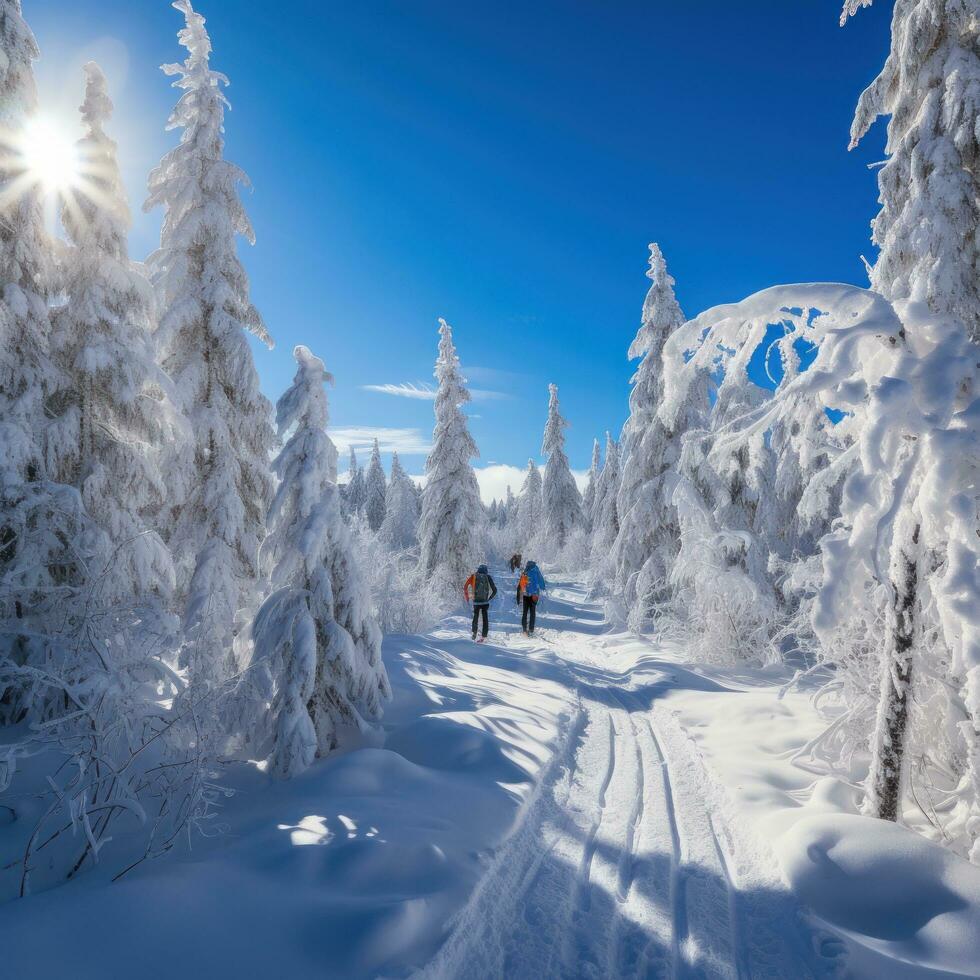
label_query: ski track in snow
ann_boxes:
[416,574,830,980]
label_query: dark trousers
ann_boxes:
[472,604,489,638]
[522,596,537,633]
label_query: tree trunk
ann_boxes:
[866,523,920,822]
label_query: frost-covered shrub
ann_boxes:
[0,492,226,894]
[358,526,455,635]
[555,527,591,582]
[657,472,778,665]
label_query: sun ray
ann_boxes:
[20,116,80,197]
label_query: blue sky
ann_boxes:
[29,0,893,497]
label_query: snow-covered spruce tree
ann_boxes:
[363,438,387,532]
[503,485,516,527]
[380,451,419,552]
[253,346,389,776]
[540,383,582,553]
[844,0,980,344]
[514,459,543,553]
[343,446,365,519]
[417,318,484,585]
[612,244,705,622]
[582,438,601,535]
[0,1,79,725]
[840,0,980,836]
[145,0,274,688]
[49,62,174,603]
[0,0,53,490]
[591,432,620,559]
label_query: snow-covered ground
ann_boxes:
[1,568,978,979]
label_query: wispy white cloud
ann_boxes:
[361,382,435,400]
[363,379,509,402]
[333,426,431,459]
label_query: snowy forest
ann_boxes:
[0,1,978,978]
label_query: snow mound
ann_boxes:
[778,813,980,976]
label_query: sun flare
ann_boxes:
[20,116,80,196]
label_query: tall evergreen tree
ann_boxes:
[591,433,620,557]
[253,346,389,777]
[503,484,516,528]
[613,244,704,616]
[145,0,274,685]
[582,438,601,534]
[540,384,581,551]
[51,62,173,602]
[363,438,387,532]
[380,451,420,551]
[0,0,52,490]
[343,446,365,519]
[0,0,73,725]
[417,319,483,583]
[515,459,543,551]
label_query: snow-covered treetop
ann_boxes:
[521,457,542,493]
[844,0,980,340]
[145,0,271,350]
[621,243,687,448]
[428,318,478,468]
[542,383,568,457]
[276,344,334,460]
[79,60,113,138]
[629,243,686,362]
[64,63,131,256]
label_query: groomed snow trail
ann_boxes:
[417,574,829,980]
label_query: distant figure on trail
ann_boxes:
[516,560,546,637]
[464,564,498,643]
[509,553,522,573]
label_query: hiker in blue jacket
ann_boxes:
[464,564,498,642]
[516,560,546,637]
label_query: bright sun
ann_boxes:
[20,117,80,196]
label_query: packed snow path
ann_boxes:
[419,572,828,980]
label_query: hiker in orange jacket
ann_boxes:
[516,560,546,637]
[464,564,498,642]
